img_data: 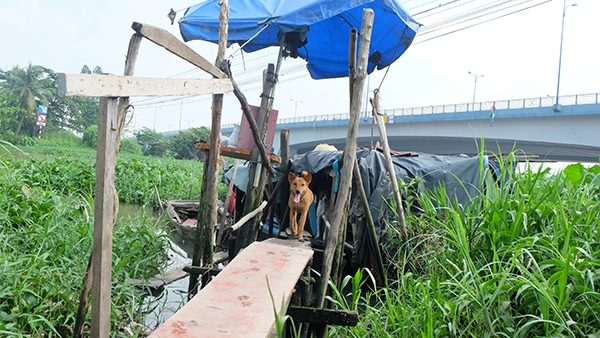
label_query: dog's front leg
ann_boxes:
[297,212,308,242]
[289,210,297,239]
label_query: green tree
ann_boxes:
[168,126,211,160]
[43,67,98,133]
[135,127,167,156]
[0,92,20,141]
[0,63,52,140]
[82,125,98,148]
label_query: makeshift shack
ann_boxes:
[225,147,495,278]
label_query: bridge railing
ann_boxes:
[221,93,600,129]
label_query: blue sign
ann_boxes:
[38,105,48,114]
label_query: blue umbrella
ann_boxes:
[179,0,420,79]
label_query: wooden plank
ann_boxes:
[194,142,281,163]
[91,97,119,338]
[148,240,313,338]
[131,22,227,79]
[57,73,233,98]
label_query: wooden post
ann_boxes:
[235,64,276,254]
[74,32,142,338]
[90,97,119,338]
[278,129,290,234]
[371,90,408,245]
[220,61,276,177]
[353,159,387,285]
[315,9,375,310]
[191,0,228,292]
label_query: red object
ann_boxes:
[228,189,236,215]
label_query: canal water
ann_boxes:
[116,204,195,332]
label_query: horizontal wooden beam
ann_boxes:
[287,306,359,326]
[131,22,227,79]
[57,73,233,97]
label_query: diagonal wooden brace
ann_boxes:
[131,21,227,79]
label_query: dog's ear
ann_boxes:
[288,172,297,183]
[303,173,312,185]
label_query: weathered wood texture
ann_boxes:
[372,91,408,245]
[148,240,313,338]
[74,32,142,338]
[191,0,229,294]
[131,21,226,79]
[57,73,233,97]
[90,97,118,338]
[235,64,277,254]
[220,61,276,177]
[194,142,281,163]
[315,9,374,310]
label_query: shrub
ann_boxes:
[119,138,142,155]
[82,125,98,148]
[38,128,83,147]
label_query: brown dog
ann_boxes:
[288,171,314,242]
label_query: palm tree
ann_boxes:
[0,63,51,139]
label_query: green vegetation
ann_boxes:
[330,159,600,337]
[0,64,98,144]
[0,137,227,336]
[0,154,172,336]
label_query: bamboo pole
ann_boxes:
[352,159,387,285]
[371,90,408,245]
[190,0,228,293]
[315,9,375,310]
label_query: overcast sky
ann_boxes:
[1,0,598,133]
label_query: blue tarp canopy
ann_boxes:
[179,0,420,79]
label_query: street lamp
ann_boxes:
[554,0,577,112]
[468,71,484,110]
[290,99,302,120]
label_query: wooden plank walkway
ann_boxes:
[148,239,313,338]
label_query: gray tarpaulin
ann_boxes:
[226,149,488,270]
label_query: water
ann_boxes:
[518,160,597,175]
[143,236,193,332]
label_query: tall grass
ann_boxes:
[332,155,600,337]
[0,154,174,336]
[6,154,218,205]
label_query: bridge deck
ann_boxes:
[148,239,313,338]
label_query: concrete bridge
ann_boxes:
[221,93,600,162]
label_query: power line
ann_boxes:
[138,0,553,111]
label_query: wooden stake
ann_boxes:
[74,32,142,338]
[191,0,228,292]
[371,90,408,245]
[235,64,276,254]
[220,61,275,177]
[352,159,387,285]
[90,97,118,338]
[315,9,375,310]
[230,201,268,232]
